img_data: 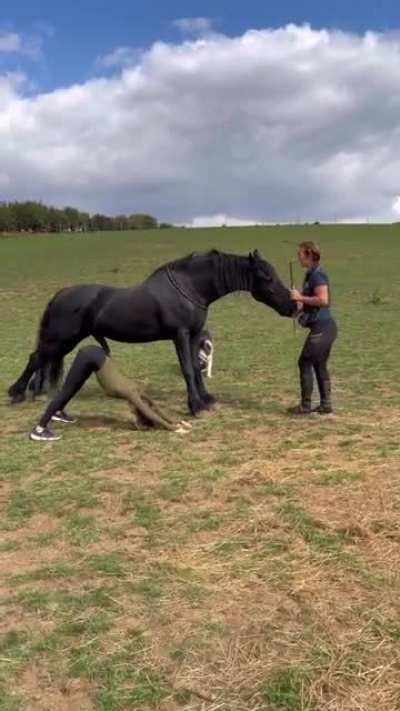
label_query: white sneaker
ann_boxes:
[30,425,62,442]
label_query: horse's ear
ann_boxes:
[253,249,264,261]
[248,252,255,264]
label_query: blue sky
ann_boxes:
[1,2,400,222]
[1,0,399,91]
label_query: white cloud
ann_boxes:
[1,24,400,222]
[190,214,259,227]
[173,17,214,36]
[0,30,42,59]
[392,196,400,218]
[96,46,143,69]
[0,71,27,100]
[0,32,22,53]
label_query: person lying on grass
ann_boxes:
[30,345,192,441]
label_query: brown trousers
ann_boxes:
[96,358,177,431]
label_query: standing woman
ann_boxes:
[289,241,338,415]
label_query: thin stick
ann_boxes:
[289,261,296,333]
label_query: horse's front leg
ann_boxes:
[174,329,204,416]
[190,333,217,408]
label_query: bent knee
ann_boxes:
[76,345,106,365]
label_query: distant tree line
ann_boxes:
[0,201,171,233]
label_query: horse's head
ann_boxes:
[249,250,295,317]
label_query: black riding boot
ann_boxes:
[299,365,313,411]
[314,378,332,414]
[288,363,313,415]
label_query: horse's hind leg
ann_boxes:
[28,357,55,395]
[28,368,48,397]
[9,344,70,404]
[8,351,41,404]
[28,359,60,400]
[33,343,77,400]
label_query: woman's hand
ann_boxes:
[290,288,303,303]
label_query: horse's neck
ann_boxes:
[215,255,253,299]
[181,255,253,306]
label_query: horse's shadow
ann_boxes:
[150,374,278,413]
[213,391,283,413]
[72,414,135,431]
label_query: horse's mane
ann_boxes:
[152,249,224,275]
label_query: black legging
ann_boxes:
[298,319,337,408]
[39,346,106,427]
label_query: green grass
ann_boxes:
[11,561,79,585]
[279,501,349,555]
[5,490,34,529]
[315,470,361,486]
[1,225,400,709]
[65,512,101,547]
[0,689,23,711]
[260,666,315,710]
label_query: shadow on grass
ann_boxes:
[73,414,137,431]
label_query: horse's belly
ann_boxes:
[93,301,167,342]
[92,284,205,343]
[97,325,166,343]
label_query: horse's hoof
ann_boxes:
[189,400,204,417]
[191,399,215,415]
[10,392,26,404]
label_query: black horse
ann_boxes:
[8,249,295,414]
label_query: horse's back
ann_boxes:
[93,272,204,342]
[49,284,114,312]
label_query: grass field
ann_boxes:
[1,225,400,711]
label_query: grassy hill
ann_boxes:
[1,225,399,710]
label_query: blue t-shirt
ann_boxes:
[301,265,332,325]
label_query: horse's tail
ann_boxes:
[36,289,61,348]
[48,356,64,390]
[33,290,66,394]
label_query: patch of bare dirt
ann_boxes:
[1,515,68,578]
[96,450,165,484]
[22,667,95,711]
[4,513,59,543]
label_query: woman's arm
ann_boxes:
[290,285,329,307]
